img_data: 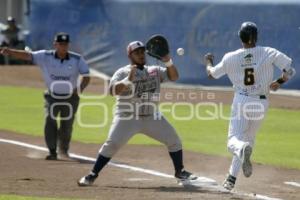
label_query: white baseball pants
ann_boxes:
[227,93,269,177]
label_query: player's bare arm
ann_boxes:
[270,75,285,91]
[128,64,138,81]
[204,53,215,79]
[109,66,136,96]
[0,47,32,61]
[110,81,129,96]
[270,67,296,91]
[112,65,136,95]
[79,76,90,93]
[162,54,179,81]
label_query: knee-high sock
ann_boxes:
[169,149,184,173]
[92,154,111,175]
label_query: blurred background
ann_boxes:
[1,0,299,89]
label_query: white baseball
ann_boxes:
[177,48,184,56]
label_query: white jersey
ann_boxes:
[210,46,295,179]
[210,46,293,96]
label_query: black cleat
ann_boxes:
[223,174,236,191]
[45,153,57,160]
[175,170,198,181]
[78,172,98,186]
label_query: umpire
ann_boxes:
[0,32,90,160]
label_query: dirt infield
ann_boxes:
[1,131,300,200]
[0,65,300,200]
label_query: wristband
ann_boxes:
[164,59,173,67]
[276,78,286,84]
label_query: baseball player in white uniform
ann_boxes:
[78,40,197,186]
[204,22,296,190]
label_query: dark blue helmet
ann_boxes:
[238,22,258,44]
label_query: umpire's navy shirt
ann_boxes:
[31,50,90,94]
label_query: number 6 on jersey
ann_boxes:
[244,68,255,85]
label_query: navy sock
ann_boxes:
[92,154,111,175]
[49,149,57,155]
[169,150,184,173]
[227,174,236,184]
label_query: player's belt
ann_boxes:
[259,95,266,99]
[239,93,267,99]
[45,90,78,98]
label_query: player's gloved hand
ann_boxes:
[146,34,169,60]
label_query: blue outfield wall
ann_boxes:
[27,0,300,89]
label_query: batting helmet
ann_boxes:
[238,22,258,44]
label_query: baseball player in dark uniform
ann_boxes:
[78,41,197,186]
[0,32,90,160]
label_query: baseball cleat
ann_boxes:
[175,170,198,181]
[45,153,57,160]
[223,175,236,191]
[58,152,70,160]
[77,172,98,186]
[242,145,253,177]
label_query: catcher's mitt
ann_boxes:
[145,34,169,60]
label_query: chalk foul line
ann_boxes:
[0,138,283,200]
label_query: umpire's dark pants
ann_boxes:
[44,92,79,155]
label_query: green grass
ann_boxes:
[0,194,76,200]
[0,86,299,169]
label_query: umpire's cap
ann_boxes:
[54,32,70,43]
[127,41,145,55]
[238,22,258,44]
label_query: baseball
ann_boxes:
[177,48,184,56]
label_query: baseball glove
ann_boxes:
[145,34,169,60]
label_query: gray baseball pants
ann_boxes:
[44,92,79,155]
[99,114,182,157]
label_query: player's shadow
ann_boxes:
[68,156,131,165]
[105,185,231,196]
